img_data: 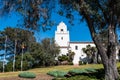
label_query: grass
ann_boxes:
[0,62,120,78]
[0,64,103,78]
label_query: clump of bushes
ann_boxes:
[47,70,68,77]
[68,68,97,75]
[51,68,104,80]
[48,68,97,78]
[79,61,87,65]
[68,68,96,76]
[68,69,87,76]
[18,72,36,78]
[58,55,69,62]
[58,54,74,65]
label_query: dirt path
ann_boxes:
[0,74,54,80]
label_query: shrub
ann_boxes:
[68,68,96,76]
[79,61,87,65]
[53,75,97,80]
[47,70,67,77]
[68,62,73,65]
[54,69,104,80]
[68,69,87,75]
[58,55,69,62]
[79,61,83,65]
[85,68,96,73]
[18,72,36,78]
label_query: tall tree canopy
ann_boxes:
[60,0,120,80]
[0,0,56,30]
[28,38,60,67]
[0,27,35,56]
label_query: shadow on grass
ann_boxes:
[53,69,105,80]
[78,69,105,80]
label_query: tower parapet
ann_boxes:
[55,21,70,47]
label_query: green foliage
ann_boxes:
[47,70,67,77]
[53,68,104,80]
[0,62,3,72]
[68,68,96,76]
[1,0,57,30]
[53,75,97,80]
[67,50,75,62]
[18,72,36,78]
[0,27,35,60]
[0,37,59,72]
[30,38,60,67]
[58,52,74,65]
[79,61,87,65]
[5,62,13,72]
[85,68,97,73]
[15,52,34,71]
[68,69,87,75]
[68,62,73,65]
[58,55,69,62]
[82,45,98,64]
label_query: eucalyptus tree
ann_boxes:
[0,33,13,72]
[0,27,35,71]
[60,0,120,80]
[0,27,36,54]
[0,0,56,30]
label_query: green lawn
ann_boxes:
[0,63,120,78]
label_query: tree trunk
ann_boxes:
[95,39,119,80]
[80,3,120,79]
[104,57,119,80]
[94,24,120,80]
[104,25,119,80]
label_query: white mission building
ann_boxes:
[54,22,95,65]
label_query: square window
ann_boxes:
[75,46,78,50]
[61,37,63,40]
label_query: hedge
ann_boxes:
[47,70,67,77]
[18,72,36,78]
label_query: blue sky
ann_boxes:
[0,11,93,42]
[0,1,93,42]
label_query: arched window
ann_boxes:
[61,29,63,31]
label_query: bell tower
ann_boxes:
[55,21,70,47]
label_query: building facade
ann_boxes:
[55,21,96,65]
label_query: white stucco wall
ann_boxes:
[59,47,68,55]
[55,21,70,47]
[55,33,69,47]
[69,42,95,64]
